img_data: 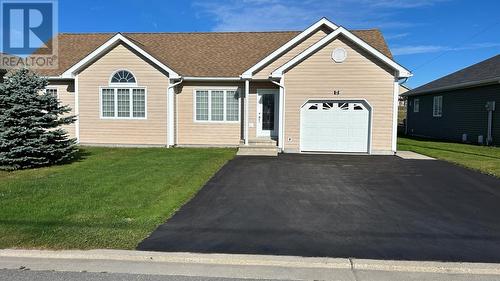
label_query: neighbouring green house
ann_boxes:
[402,54,499,146]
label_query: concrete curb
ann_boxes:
[0,249,350,269]
[352,258,500,275]
[1,249,500,275]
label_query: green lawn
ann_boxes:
[0,147,235,250]
[398,137,500,177]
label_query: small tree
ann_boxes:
[0,68,77,170]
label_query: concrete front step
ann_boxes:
[241,138,277,146]
[237,147,278,156]
[237,138,279,156]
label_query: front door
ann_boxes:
[257,90,278,138]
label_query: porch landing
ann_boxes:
[237,138,278,156]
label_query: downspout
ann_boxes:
[270,78,285,152]
[399,77,409,136]
[167,78,183,148]
[391,72,400,154]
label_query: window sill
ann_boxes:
[193,120,240,124]
[100,117,148,120]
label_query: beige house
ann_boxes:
[38,18,411,155]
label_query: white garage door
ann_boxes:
[300,101,370,153]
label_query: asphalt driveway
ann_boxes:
[138,154,500,262]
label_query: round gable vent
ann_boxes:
[332,48,347,63]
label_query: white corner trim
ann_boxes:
[74,75,80,143]
[270,78,285,150]
[240,18,338,78]
[61,34,180,79]
[271,27,412,79]
[168,79,183,147]
[392,78,399,153]
[244,80,250,145]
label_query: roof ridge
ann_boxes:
[58,31,302,35]
[58,28,379,36]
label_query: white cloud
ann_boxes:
[392,42,500,55]
[193,0,431,32]
[368,0,450,8]
[384,32,410,40]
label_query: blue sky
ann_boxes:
[58,0,500,88]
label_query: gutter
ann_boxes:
[45,76,74,80]
[403,77,500,97]
[182,77,241,81]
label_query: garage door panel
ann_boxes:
[300,101,370,153]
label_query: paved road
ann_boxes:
[0,270,281,281]
[138,154,500,262]
[2,269,500,281]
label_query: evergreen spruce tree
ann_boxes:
[0,68,77,170]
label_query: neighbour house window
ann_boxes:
[101,70,146,119]
[413,99,419,113]
[195,89,240,122]
[45,88,58,98]
[433,96,443,117]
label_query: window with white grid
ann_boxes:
[101,89,115,117]
[132,89,146,118]
[196,90,209,121]
[226,90,239,121]
[195,89,240,122]
[117,89,130,117]
[211,90,224,121]
[101,87,146,119]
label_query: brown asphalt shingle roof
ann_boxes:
[404,54,500,96]
[36,29,393,77]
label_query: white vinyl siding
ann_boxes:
[194,89,240,122]
[413,98,419,113]
[433,96,442,117]
[100,87,146,119]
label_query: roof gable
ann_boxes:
[241,18,338,78]
[271,27,411,78]
[61,33,180,79]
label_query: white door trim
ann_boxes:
[256,89,279,138]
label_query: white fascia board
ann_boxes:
[240,18,338,79]
[45,76,74,80]
[271,27,412,79]
[61,34,180,79]
[182,77,242,81]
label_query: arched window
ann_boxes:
[110,70,136,84]
[101,70,146,119]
